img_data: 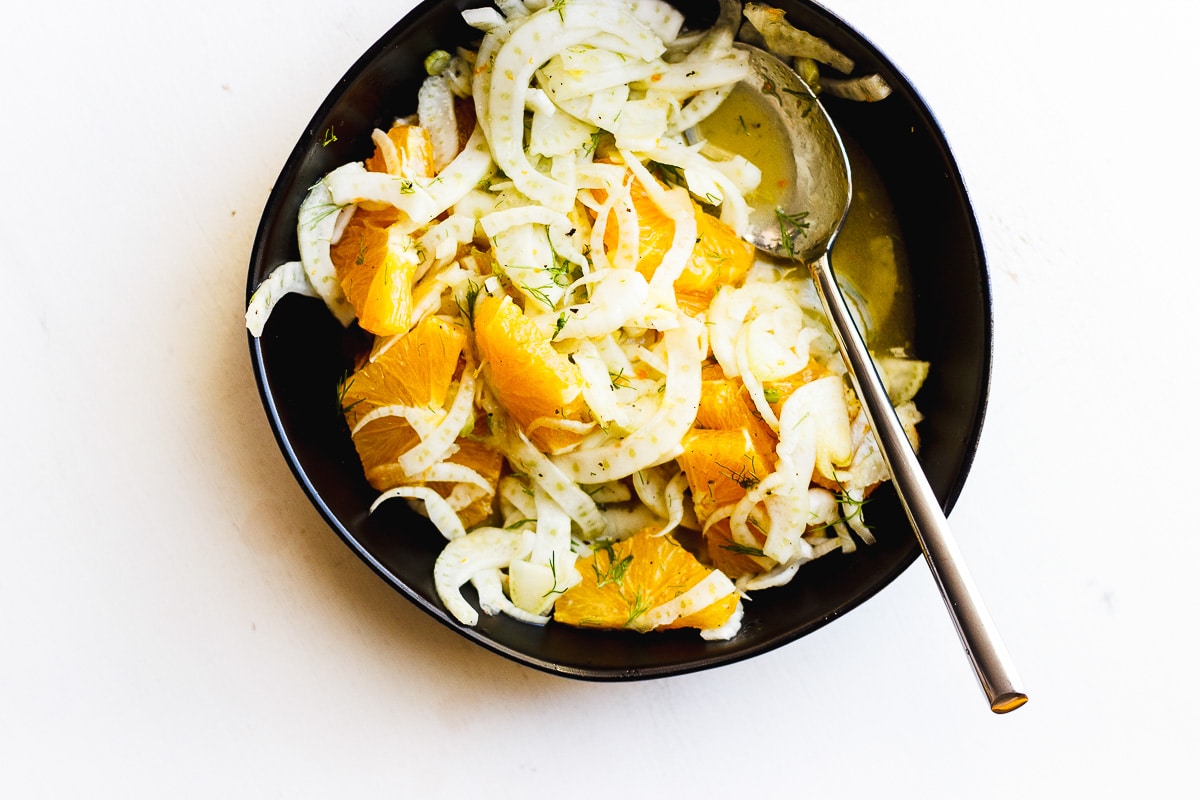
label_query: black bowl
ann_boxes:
[247,0,991,679]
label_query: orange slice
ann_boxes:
[695,377,778,460]
[603,178,677,280]
[331,213,421,336]
[761,359,836,417]
[341,314,465,482]
[364,123,434,180]
[472,294,589,453]
[677,428,767,525]
[703,516,768,580]
[429,434,505,529]
[674,204,755,310]
[330,123,435,335]
[554,529,739,632]
[602,178,755,313]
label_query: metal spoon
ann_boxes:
[733,44,1027,714]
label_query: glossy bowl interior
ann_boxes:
[247,0,991,680]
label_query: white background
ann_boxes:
[2,1,1197,796]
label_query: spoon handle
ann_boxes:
[809,253,1028,714]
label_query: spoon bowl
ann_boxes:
[734,45,1027,714]
[735,44,851,263]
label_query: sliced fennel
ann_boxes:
[245,261,317,338]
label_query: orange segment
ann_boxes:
[672,587,742,631]
[602,178,677,280]
[472,294,589,453]
[703,517,768,580]
[341,314,466,484]
[685,375,781,577]
[675,206,755,306]
[695,377,778,460]
[430,434,505,529]
[342,315,503,526]
[701,361,728,381]
[330,123,435,336]
[330,206,399,303]
[602,177,755,313]
[332,217,422,336]
[347,415,421,491]
[342,314,466,414]
[364,123,435,179]
[554,529,737,632]
[677,428,767,524]
[762,359,836,417]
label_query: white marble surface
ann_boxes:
[3,1,1197,796]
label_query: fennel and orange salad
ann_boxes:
[247,0,926,640]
